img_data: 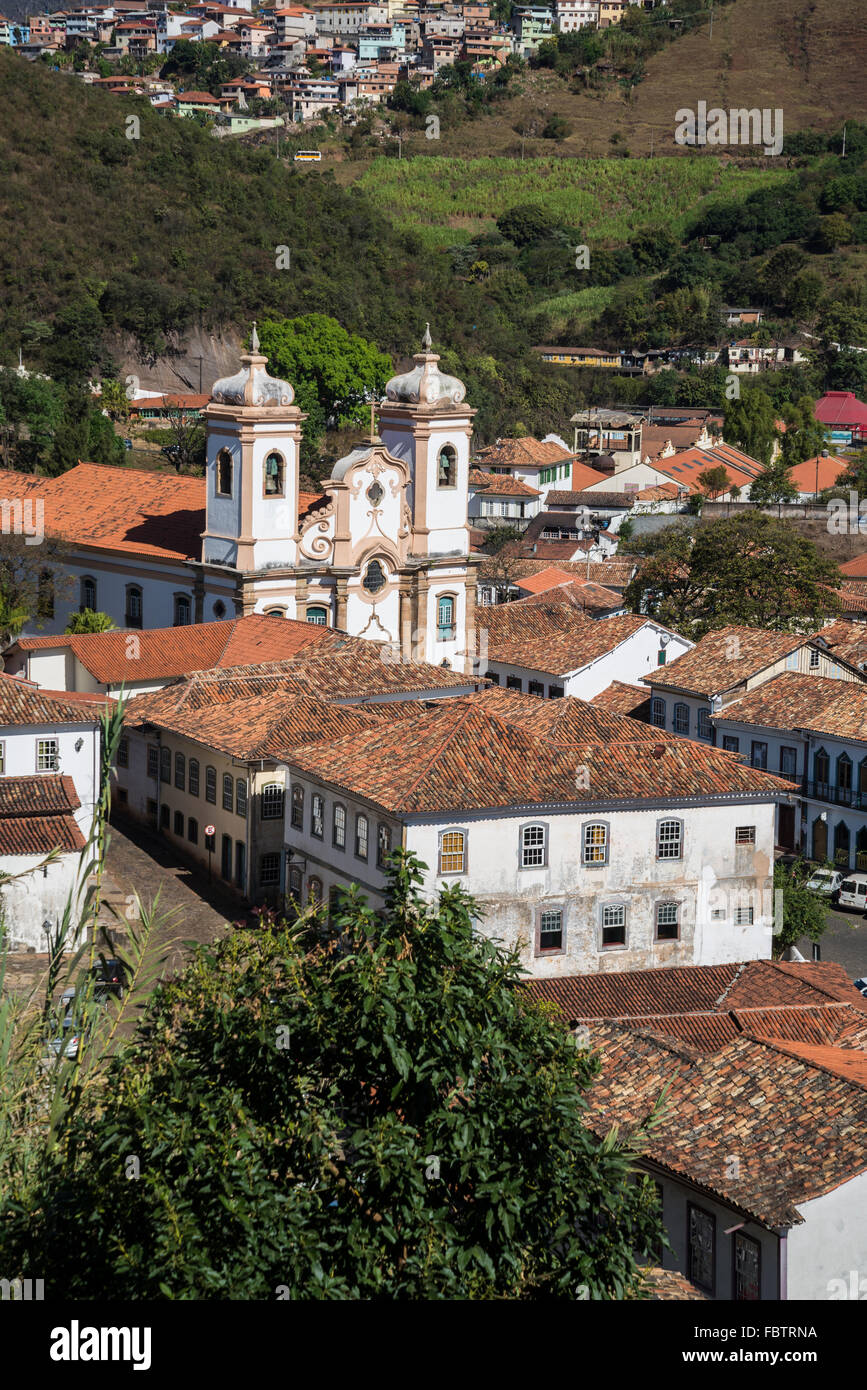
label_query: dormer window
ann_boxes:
[217,450,233,497]
[264,451,284,497]
[437,444,457,489]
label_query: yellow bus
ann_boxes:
[293,149,322,163]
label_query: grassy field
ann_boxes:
[357,156,790,250]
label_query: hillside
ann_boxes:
[355,0,867,163]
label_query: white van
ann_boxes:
[837,873,867,912]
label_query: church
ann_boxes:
[5,327,482,673]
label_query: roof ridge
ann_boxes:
[712,960,748,1011]
[747,1033,867,1092]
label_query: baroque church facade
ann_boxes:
[10,328,482,674]
[203,325,480,669]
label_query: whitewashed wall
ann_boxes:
[0,852,84,953]
[787,1169,867,1300]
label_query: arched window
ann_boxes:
[673,703,689,735]
[520,823,547,869]
[308,876,323,907]
[174,593,191,627]
[80,576,97,612]
[205,766,217,803]
[188,817,198,844]
[222,773,234,812]
[355,812,368,859]
[656,818,683,861]
[213,600,227,619]
[263,451,285,497]
[582,822,608,865]
[812,815,828,862]
[362,559,387,594]
[125,585,143,628]
[262,783,285,820]
[650,697,666,729]
[264,607,287,618]
[332,802,346,849]
[436,594,456,641]
[174,751,185,790]
[438,829,466,874]
[834,820,851,867]
[437,443,457,488]
[837,753,853,802]
[291,784,304,829]
[307,605,329,626]
[217,449,233,497]
[188,759,200,796]
[236,779,247,817]
[697,708,712,742]
[813,747,830,794]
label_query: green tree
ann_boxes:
[723,388,778,466]
[66,609,114,633]
[772,862,826,959]
[695,464,732,499]
[258,315,392,451]
[626,514,840,634]
[777,396,826,468]
[0,853,664,1299]
[748,462,798,506]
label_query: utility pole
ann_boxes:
[842,122,847,157]
[709,2,713,39]
[649,128,653,158]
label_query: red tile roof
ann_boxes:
[15,615,342,685]
[473,438,574,471]
[516,565,582,595]
[581,1024,867,1226]
[480,558,637,590]
[644,626,816,699]
[482,605,651,676]
[810,618,867,669]
[814,391,867,429]
[0,672,106,726]
[788,454,850,492]
[0,774,85,855]
[718,671,867,741]
[590,679,650,719]
[511,580,624,617]
[839,553,867,580]
[653,443,763,495]
[468,468,540,497]
[287,699,793,815]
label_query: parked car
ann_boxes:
[836,873,867,912]
[805,867,843,901]
[91,957,128,1000]
[853,978,867,999]
[46,988,81,1060]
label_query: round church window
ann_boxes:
[363,559,387,594]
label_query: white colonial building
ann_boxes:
[281,689,791,978]
[3,325,482,673]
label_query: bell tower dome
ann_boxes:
[202,324,306,571]
[378,324,474,558]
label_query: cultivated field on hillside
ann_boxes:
[357,156,790,249]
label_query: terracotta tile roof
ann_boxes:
[581,1024,867,1226]
[473,438,574,471]
[15,615,342,685]
[125,686,383,761]
[287,700,793,816]
[653,443,763,495]
[814,391,867,429]
[718,671,867,742]
[644,626,815,699]
[635,481,682,501]
[129,392,210,411]
[839,553,867,579]
[468,468,540,497]
[515,565,578,595]
[0,774,85,855]
[757,1039,867,1085]
[590,679,650,720]
[448,686,660,745]
[789,454,850,492]
[570,461,615,491]
[811,619,867,669]
[640,1267,708,1301]
[514,580,624,617]
[641,424,714,459]
[838,584,867,614]
[482,605,651,676]
[524,959,867,1023]
[0,463,205,561]
[480,558,637,590]
[0,672,105,726]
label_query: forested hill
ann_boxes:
[0,49,508,381]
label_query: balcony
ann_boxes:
[804,780,866,809]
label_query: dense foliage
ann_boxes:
[0,853,664,1298]
[624,513,841,634]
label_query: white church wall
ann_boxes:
[0,721,100,834]
[0,851,85,953]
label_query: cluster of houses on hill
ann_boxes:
[1,332,867,1300]
[4,0,663,126]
